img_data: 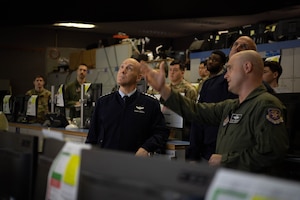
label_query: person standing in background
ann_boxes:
[263,60,291,93]
[168,59,198,102]
[64,63,89,120]
[86,58,169,157]
[25,75,51,124]
[196,50,231,102]
[196,59,210,95]
[167,59,198,141]
[187,50,236,162]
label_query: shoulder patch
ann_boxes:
[266,108,284,124]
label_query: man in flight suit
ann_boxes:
[141,50,289,173]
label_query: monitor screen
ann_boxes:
[33,137,65,200]
[273,92,300,154]
[86,83,103,105]
[7,95,33,123]
[55,84,66,116]
[13,95,29,123]
[83,83,103,128]
[0,131,38,200]
[78,147,217,200]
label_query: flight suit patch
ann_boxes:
[223,113,242,126]
[266,108,284,124]
[229,113,242,123]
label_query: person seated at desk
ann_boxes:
[25,75,51,124]
[86,58,170,157]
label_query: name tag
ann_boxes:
[229,113,242,123]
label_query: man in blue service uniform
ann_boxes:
[86,58,169,157]
[141,50,289,173]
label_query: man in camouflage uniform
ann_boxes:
[168,60,197,102]
[25,75,51,124]
[167,59,198,141]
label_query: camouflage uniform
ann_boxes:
[168,79,197,102]
[146,85,159,96]
[167,79,198,141]
[25,88,51,124]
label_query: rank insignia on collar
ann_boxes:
[266,108,284,124]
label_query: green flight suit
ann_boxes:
[64,80,87,119]
[162,85,289,173]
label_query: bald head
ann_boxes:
[225,50,264,100]
[231,50,264,76]
[117,58,142,93]
[229,36,257,58]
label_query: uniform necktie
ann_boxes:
[123,95,128,103]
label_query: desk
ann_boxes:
[8,122,88,152]
[166,140,190,160]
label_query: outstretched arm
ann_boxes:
[140,61,171,100]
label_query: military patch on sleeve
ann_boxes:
[266,108,284,124]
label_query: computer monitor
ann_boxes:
[0,131,38,200]
[273,92,300,154]
[33,137,65,200]
[78,147,217,200]
[7,94,37,123]
[12,95,28,123]
[83,83,103,128]
[87,83,103,104]
[55,84,66,115]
